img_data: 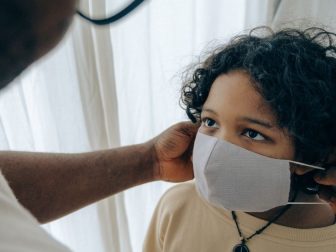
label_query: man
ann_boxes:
[0,1,335,251]
[0,1,197,251]
[0,0,197,218]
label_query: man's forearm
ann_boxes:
[0,143,157,224]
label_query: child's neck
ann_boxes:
[247,191,335,229]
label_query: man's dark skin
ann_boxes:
[0,125,197,223]
[0,0,77,87]
[0,0,335,226]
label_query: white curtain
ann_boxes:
[109,0,246,250]
[0,0,246,251]
[245,0,336,30]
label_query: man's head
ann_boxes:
[0,0,77,88]
[181,27,336,165]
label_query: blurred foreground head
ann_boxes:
[0,0,77,89]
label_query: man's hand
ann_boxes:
[294,166,336,212]
[149,122,199,182]
[314,169,336,211]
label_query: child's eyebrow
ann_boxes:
[239,116,274,129]
[202,108,274,129]
[202,108,218,115]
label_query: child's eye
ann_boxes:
[242,129,266,141]
[202,118,219,129]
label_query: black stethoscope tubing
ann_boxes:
[77,0,145,25]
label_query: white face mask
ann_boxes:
[193,132,325,212]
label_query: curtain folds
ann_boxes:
[245,0,336,30]
[0,0,247,251]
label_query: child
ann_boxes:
[143,27,336,252]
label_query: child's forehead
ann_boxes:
[204,71,277,123]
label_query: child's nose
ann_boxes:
[214,128,233,143]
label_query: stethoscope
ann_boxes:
[77,0,146,25]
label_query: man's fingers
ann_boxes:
[318,185,336,204]
[154,121,199,162]
[313,166,336,214]
[314,167,336,186]
[175,121,200,139]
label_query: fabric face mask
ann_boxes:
[193,132,325,212]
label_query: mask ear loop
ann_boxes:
[289,160,325,171]
[76,0,145,25]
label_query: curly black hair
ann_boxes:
[180,27,336,164]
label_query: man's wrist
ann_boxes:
[141,141,161,182]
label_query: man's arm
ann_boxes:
[1,122,198,224]
[0,0,77,88]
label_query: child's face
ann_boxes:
[200,70,295,160]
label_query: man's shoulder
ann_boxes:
[0,172,71,252]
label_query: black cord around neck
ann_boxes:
[231,188,299,244]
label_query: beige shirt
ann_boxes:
[144,182,336,252]
[0,171,71,252]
